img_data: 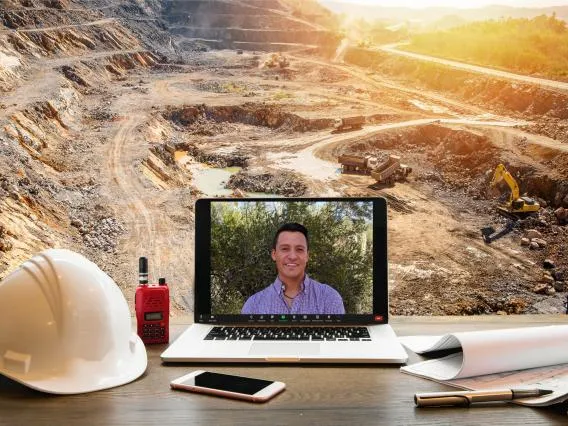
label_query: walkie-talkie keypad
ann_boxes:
[143,323,165,339]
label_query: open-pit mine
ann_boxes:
[1,0,568,315]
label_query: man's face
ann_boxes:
[271,231,309,283]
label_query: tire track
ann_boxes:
[107,115,157,263]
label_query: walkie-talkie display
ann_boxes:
[135,257,170,344]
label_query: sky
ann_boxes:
[329,0,568,8]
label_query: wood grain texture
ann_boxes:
[1,316,567,425]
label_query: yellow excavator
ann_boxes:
[481,164,540,243]
[488,163,540,217]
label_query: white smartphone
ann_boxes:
[170,370,286,402]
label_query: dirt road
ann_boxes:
[297,55,506,117]
[103,83,196,312]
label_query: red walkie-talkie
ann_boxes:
[135,257,169,344]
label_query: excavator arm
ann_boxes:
[487,163,539,217]
[489,164,520,203]
[482,164,540,241]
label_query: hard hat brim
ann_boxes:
[0,333,147,395]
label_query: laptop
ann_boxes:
[161,197,408,363]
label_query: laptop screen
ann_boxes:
[194,197,388,325]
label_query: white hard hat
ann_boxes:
[0,249,147,394]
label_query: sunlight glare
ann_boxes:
[337,0,568,9]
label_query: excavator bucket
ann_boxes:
[480,221,517,244]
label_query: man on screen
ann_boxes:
[241,222,345,315]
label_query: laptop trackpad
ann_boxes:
[249,342,321,356]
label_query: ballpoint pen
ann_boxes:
[415,388,554,407]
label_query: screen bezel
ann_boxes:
[194,197,389,325]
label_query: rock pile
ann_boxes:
[0,225,13,252]
[194,80,260,95]
[71,216,125,253]
[90,107,117,121]
[226,170,307,196]
[186,145,248,168]
[188,117,241,136]
[1,171,43,200]
[521,229,548,250]
[523,119,568,144]
[534,258,566,295]
[263,53,289,69]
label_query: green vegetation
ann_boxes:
[210,201,373,314]
[405,14,568,80]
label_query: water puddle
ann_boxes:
[176,151,280,197]
[190,165,239,197]
[187,163,281,198]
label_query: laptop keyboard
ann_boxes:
[204,326,372,341]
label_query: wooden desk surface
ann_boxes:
[1,316,568,425]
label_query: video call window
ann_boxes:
[210,200,373,315]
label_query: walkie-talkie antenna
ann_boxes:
[139,257,148,285]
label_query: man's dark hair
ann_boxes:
[272,222,309,249]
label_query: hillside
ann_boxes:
[81,0,341,57]
[405,15,568,81]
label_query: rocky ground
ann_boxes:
[1,0,567,316]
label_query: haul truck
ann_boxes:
[333,116,365,132]
[338,154,379,174]
[370,155,412,184]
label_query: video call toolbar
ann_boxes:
[198,314,384,324]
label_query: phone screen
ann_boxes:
[180,372,274,395]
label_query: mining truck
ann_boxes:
[370,155,412,184]
[338,154,379,174]
[333,116,365,132]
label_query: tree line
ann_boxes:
[406,14,568,80]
